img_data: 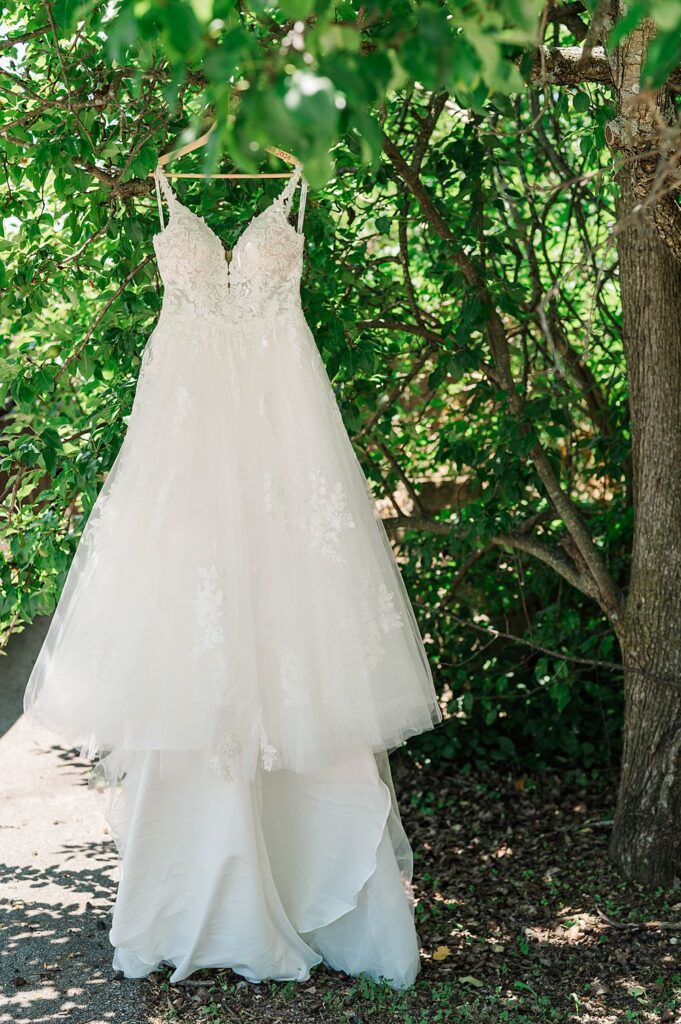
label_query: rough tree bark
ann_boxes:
[606,13,681,886]
[524,4,681,886]
[612,173,681,885]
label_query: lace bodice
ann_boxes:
[152,164,307,323]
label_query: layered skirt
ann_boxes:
[24,305,441,985]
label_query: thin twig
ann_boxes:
[55,256,152,379]
[595,906,681,932]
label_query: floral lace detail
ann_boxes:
[356,573,405,670]
[152,166,305,326]
[300,467,356,562]
[260,725,278,771]
[209,722,278,781]
[153,208,230,323]
[378,583,404,633]
[209,730,242,782]
[193,564,225,654]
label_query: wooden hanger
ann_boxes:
[150,121,300,180]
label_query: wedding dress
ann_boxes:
[23,163,442,988]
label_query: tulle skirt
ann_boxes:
[23,305,441,786]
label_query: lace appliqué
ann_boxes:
[152,166,305,326]
[193,565,225,655]
[209,720,279,781]
[358,575,406,670]
[260,725,278,771]
[378,583,404,633]
[227,204,305,325]
[300,467,356,562]
[153,206,230,323]
[209,731,242,783]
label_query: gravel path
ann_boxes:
[0,619,156,1024]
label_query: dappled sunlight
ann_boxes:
[391,756,681,1023]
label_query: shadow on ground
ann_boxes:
[0,620,155,1024]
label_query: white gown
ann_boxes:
[23,164,442,988]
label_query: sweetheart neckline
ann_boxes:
[152,166,305,257]
[151,196,304,255]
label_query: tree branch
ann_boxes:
[382,513,454,536]
[576,0,608,70]
[382,131,624,628]
[0,24,49,51]
[55,256,153,378]
[411,91,448,173]
[491,532,599,600]
[546,3,588,43]
[382,513,599,601]
[604,16,681,265]
[527,45,613,85]
[353,341,437,442]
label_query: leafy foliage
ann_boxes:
[2,1,679,767]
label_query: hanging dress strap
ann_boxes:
[280,164,307,233]
[153,166,176,230]
[297,175,308,234]
[154,170,165,229]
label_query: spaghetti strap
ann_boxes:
[154,170,165,230]
[297,176,308,234]
[280,164,302,214]
[279,165,307,233]
[154,166,177,229]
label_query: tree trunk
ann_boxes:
[609,172,681,886]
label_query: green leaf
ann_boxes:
[40,425,61,447]
[278,0,315,18]
[130,143,158,178]
[163,2,202,57]
[400,6,455,90]
[0,359,18,385]
[78,351,96,381]
[654,0,681,30]
[203,32,247,81]
[52,0,89,30]
[572,90,590,113]
[105,5,139,61]
[642,29,681,88]
[41,444,59,475]
[351,110,383,168]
